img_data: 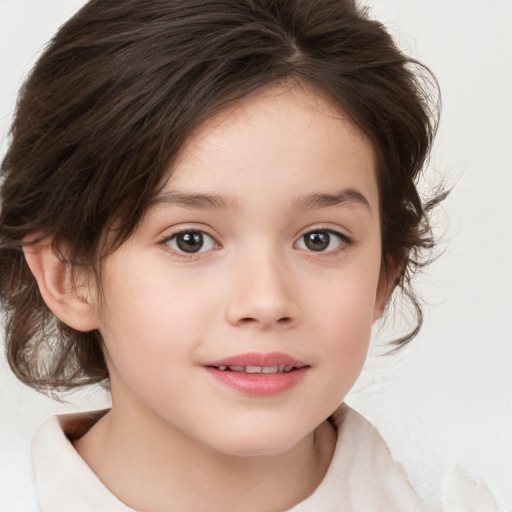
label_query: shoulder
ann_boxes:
[331,403,405,468]
[288,403,427,512]
[31,410,136,512]
[0,426,41,512]
[335,404,427,508]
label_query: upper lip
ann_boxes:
[204,352,308,368]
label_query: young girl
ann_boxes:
[0,0,443,510]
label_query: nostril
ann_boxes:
[239,317,257,324]
[236,316,293,326]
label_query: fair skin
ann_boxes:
[25,84,390,511]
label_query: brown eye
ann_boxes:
[167,231,216,253]
[303,232,330,251]
[295,229,348,252]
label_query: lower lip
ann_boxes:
[205,367,308,396]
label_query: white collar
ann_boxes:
[32,409,136,512]
[32,404,425,512]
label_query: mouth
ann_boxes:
[210,364,304,374]
[203,352,309,396]
[204,351,308,373]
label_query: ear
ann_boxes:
[373,257,398,322]
[23,236,99,332]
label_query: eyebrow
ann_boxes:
[292,188,372,213]
[150,188,371,213]
[150,191,239,211]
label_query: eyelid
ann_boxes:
[157,224,352,259]
[294,226,353,253]
[159,226,221,258]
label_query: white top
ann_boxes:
[29,403,426,512]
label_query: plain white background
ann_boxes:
[0,1,511,511]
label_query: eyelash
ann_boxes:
[159,227,353,259]
[294,228,353,255]
[159,229,219,260]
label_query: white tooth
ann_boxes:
[218,365,227,371]
[279,364,286,372]
[262,365,279,374]
[283,365,294,373]
[245,365,262,374]
[228,365,245,372]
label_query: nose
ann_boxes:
[224,248,300,329]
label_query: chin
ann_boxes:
[210,425,311,458]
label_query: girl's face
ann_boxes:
[95,84,386,456]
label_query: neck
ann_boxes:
[73,395,336,512]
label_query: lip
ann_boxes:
[203,352,309,397]
[204,351,307,368]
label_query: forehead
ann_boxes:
[160,83,378,214]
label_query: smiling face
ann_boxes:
[95,83,386,456]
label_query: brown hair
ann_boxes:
[0,0,442,392]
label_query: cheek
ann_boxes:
[97,263,219,377]
[313,262,380,328]
[307,266,380,377]
[317,296,373,370]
